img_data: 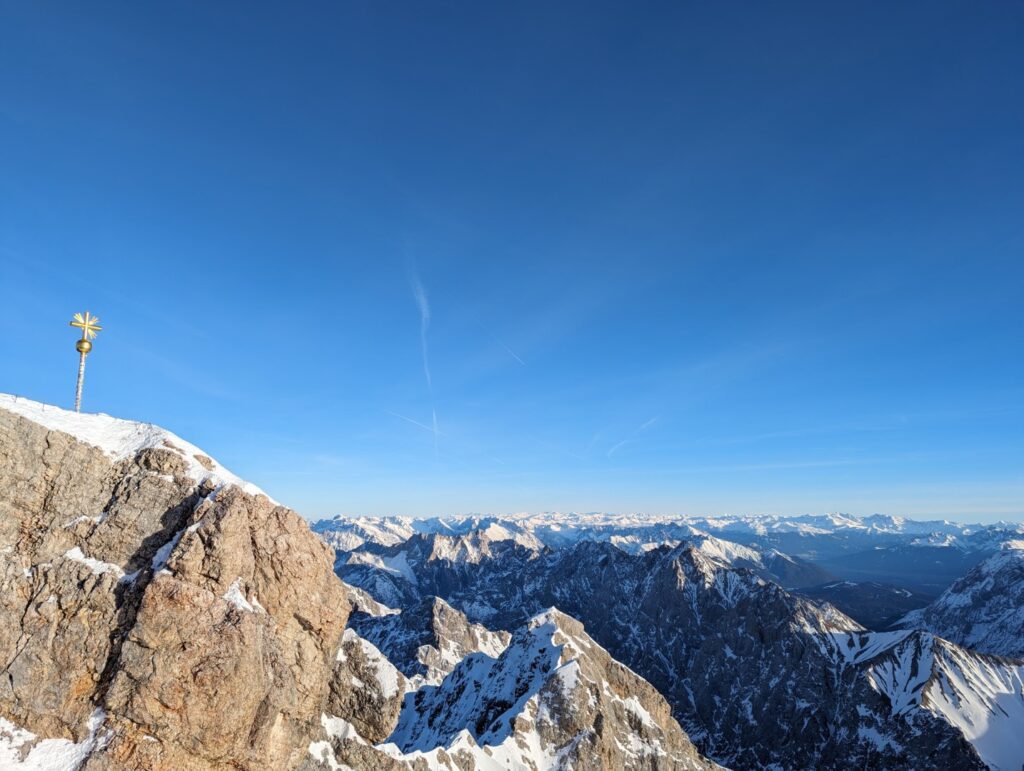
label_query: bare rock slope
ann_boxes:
[0,396,353,769]
[319,609,721,771]
[349,595,510,687]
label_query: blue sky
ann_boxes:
[2,2,1022,521]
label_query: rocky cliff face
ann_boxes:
[0,396,353,769]
[350,595,510,688]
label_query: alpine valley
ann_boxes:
[2,394,1022,770]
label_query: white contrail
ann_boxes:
[607,415,660,457]
[411,272,432,389]
[384,409,442,435]
[636,415,659,432]
[408,266,441,460]
[607,438,629,457]
[494,336,526,366]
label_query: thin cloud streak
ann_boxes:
[410,270,432,389]
[636,415,660,432]
[606,438,630,457]
[495,337,526,366]
[384,409,444,436]
[408,265,440,457]
[607,415,660,457]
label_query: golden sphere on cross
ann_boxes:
[76,339,93,354]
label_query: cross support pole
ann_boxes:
[75,350,86,412]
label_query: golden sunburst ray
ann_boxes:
[70,311,103,340]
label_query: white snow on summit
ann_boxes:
[0,394,267,498]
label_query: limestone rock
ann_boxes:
[384,608,721,770]
[0,397,354,769]
[350,595,510,687]
[327,629,406,743]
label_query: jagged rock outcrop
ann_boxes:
[350,595,510,687]
[899,546,1024,659]
[327,629,407,743]
[315,609,720,771]
[0,396,354,769]
[394,608,720,770]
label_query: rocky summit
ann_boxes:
[0,395,352,769]
[0,395,717,770]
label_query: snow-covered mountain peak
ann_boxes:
[898,546,1024,660]
[423,529,543,563]
[0,393,267,498]
[525,607,593,646]
[830,629,1024,770]
[384,607,720,770]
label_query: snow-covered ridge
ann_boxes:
[827,630,1024,771]
[377,608,714,770]
[0,393,267,498]
[897,545,1024,659]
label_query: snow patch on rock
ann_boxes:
[61,547,124,579]
[0,393,267,498]
[0,709,110,770]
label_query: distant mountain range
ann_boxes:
[315,511,1024,557]
[315,511,1024,594]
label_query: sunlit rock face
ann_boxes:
[0,397,352,770]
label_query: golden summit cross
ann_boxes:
[69,311,102,412]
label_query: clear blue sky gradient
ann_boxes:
[2,2,1022,521]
